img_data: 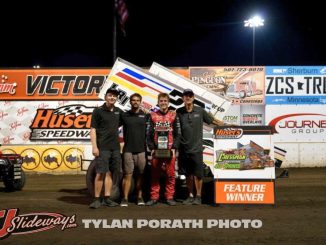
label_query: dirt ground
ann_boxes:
[1,168,326,245]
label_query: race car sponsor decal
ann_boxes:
[99,58,217,116]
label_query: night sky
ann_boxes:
[1,0,325,68]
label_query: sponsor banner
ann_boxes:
[0,69,109,100]
[0,68,188,101]
[0,145,90,172]
[189,67,265,105]
[240,105,265,126]
[265,66,326,104]
[0,101,101,144]
[99,58,227,120]
[266,105,326,142]
[213,126,275,179]
[215,141,274,170]
[215,181,274,204]
[222,105,241,125]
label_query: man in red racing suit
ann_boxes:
[146,93,181,206]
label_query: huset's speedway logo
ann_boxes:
[214,128,243,139]
[0,208,77,240]
[30,104,95,140]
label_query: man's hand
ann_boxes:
[92,147,100,157]
[171,149,176,158]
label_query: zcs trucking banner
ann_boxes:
[215,181,274,204]
[265,66,326,104]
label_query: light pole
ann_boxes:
[244,16,264,65]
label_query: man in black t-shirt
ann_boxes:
[120,93,147,207]
[89,88,123,209]
[177,89,224,205]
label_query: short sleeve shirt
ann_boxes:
[90,103,123,150]
[177,106,213,153]
[121,110,147,153]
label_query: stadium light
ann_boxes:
[244,16,264,65]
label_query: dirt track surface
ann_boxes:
[1,168,326,245]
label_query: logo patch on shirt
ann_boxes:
[114,112,120,114]
[138,115,145,118]
[194,113,200,118]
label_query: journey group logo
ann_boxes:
[0,208,77,240]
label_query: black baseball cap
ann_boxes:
[182,89,194,96]
[106,88,119,96]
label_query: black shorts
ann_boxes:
[178,151,203,178]
[96,150,121,174]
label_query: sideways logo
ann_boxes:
[0,208,77,240]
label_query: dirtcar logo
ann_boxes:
[0,208,77,240]
[214,128,243,139]
[30,104,95,140]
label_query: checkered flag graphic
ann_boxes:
[53,105,93,116]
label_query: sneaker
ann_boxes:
[103,197,118,207]
[145,199,158,206]
[193,196,202,205]
[89,198,101,209]
[278,169,289,178]
[166,199,176,206]
[137,197,145,206]
[182,197,194,205]
[120,198,128,207]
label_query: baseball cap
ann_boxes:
[106,88,119,96]
[182,89,194,96]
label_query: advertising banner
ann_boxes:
[0,69,110,100]
[0,101,101,144]
[222,105,241,125]
[266,105,326,142]
[215,181,274,204]
[265,66,326,104]
[240,105,265,126]
[213,126,275,179]
[0,145,90,173]
[189,66,265,105]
